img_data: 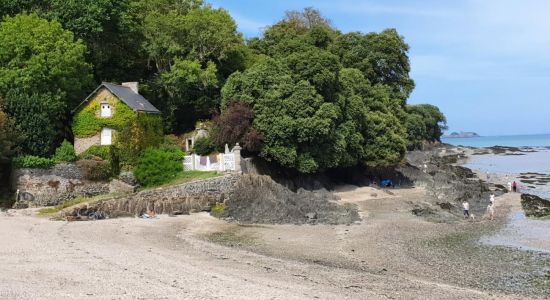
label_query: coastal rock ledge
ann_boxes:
[521,193,550,217]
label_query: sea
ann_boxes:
[448,134,550,199]
[441,133,550,148]
[449,134,550,253]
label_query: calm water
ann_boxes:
[442,134,550,147]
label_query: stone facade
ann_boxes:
[11,163,110,208]
[74,88,120,154]
[74,133,100,155]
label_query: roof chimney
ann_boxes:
[122,82,139,94]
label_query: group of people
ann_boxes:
[461,174,520,221]
[507,181,518,193]
[461,193,497,221]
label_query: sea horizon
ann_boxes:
[442,133,550,148]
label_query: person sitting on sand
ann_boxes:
[462,200,470,219]
[142,208,157,219]
[487,203,495,221]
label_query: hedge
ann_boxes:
[13,155,56,169]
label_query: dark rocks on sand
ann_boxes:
[521,193,550,218]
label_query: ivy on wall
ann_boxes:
[72,89,164,167]
[72,93,135,138]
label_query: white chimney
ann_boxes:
[122,82,139,93]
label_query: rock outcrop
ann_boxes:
[62,174,360,225]
[521,193,550,218]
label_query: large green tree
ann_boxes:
[0,106,21,164]
[140,2,245,133]
[45,0,146,81]
[0,14,91,156]
[0,14,92,104]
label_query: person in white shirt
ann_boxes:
[507,182,512,192]
[487,203,495,220]
[462,201,470,219]
[490,194,495,205]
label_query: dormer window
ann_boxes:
[100,101,112,117]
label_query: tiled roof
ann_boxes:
[73,82,161,114]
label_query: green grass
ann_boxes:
[37,192,127,216]
[140,170,220,191]
[38,196,90,215]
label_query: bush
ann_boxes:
[53,140,77,162]
[134,147,184,187]
[193,136,216,156]
[13,155,56,169]
[76,160,112,181]
[79,145,111,161]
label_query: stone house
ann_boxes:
[72,82,161,154]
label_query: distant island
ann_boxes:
[443,132,480,138]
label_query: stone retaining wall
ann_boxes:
[11,163,110,208]
[71,175,241,217]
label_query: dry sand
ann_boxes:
[1,185,548,299]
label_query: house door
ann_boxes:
[101,128,112,145]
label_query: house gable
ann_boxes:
[73,82,160,115]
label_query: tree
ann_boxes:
[223,59,342,173]
[0,0,45,17]
[142,3,243,73]
[2,91,66,157]
[332,29,415,101]
[0,14,92,105]
[0,106,21,164]
[45,0,147,81]
[212,101,262,153]
[407,104,448,143]
[156,58,219,133]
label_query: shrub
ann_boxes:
[76,160,112,181]
[79,145,111,161]
[211,202,226,218]
[13,155,55,169]
[53,140,77,162]
[134,147,184,187]
[193,136,216,156]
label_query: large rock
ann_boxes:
[521,194,550,217]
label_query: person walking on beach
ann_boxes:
[462,200,470,219]
[507,182,512,192]
[512,181,518,192]
[490,194,495,205]
[487,203,495,220]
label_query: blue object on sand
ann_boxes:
[381,179,393,187]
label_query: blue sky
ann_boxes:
[209,0,550,136]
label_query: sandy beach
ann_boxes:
[1,181,549,299]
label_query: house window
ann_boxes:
[100,101,112,117]
[101,128,112,145]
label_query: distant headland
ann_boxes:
[443,132,480,138]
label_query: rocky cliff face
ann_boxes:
[521,194,550,217]
[63,174,360,225]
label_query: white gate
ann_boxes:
[183,156,193,171]
[222,153,235,171]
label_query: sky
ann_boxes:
[209,0,550,136]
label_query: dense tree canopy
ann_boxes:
[0,14,92,103]
[0,4,447,174]
[0,106,21,163]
